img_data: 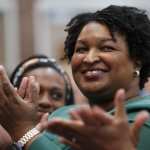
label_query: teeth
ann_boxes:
[86,70,100,75]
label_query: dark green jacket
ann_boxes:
[29,95,150,150]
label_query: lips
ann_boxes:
[81,68,108,81]
[37,107,53,114]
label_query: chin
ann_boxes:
[81,84,114,99]
[80,84,106,93]
[81,88,101,99]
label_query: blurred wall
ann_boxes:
[0,0,150,74]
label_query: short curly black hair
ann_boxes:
[64,5,150,89]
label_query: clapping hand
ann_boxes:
[46,89,149,150]
[0,66,40,141]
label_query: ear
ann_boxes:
[132,60,141,78]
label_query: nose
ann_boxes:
[83,48,100,63]
[38,93,53,111]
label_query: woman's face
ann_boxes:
[26,67,65,118]
[71,22,136,101]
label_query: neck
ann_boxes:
[89,78,140,111]
[89,93,115,111]
[125,78,140,100]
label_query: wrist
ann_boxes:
[14,127,40,149]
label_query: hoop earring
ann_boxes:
[133,70,140,77]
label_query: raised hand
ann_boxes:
[46,89,149,150]
[0,66,39,141]
[17,76,40,103]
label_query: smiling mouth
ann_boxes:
[82,69,108,80]
[82,67,108,73]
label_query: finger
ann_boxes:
[25,76,34,100]
[92,106,113,125]
[30,81,39,103]
[48,119,86,147]
[130,111,149,146]
[60,137,82,150]
[0,80,8,105]
[73,106,96,126]
[47,118,84,137]
[25,76,39,103]
[70,109,82,121]
[114,89,127,119]
[70,105,91,121]
[14,87,18,92]
[18,77,28,98]
[0,66,19,103]
[36,113,49,132]
[75,106,113,126]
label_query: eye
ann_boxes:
[101,46,115,52]
[75,47,88,53]
[50,91,63,101]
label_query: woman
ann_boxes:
[27,5,150,150]
[10,55,74,119]
[0,5,149,150]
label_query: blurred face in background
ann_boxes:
[26,67,66,119]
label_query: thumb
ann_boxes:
[114,89,127,119]
[35,113,49,132]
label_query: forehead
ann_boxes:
[25,67,65,88]
[76,22,127,46]
[78,22,111,39]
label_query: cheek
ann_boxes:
[111,56,134,78]
[71,54,85,71]
[53,101,65,108]
[109,53,131,69]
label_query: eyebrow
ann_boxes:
[77,37,115,44]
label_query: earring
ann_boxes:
[133,70,140,77]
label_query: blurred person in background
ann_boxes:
[10,55,74,120]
